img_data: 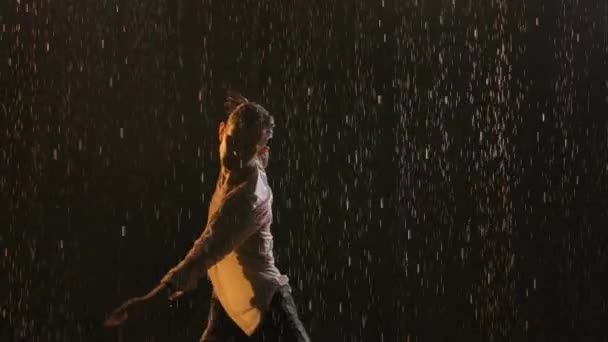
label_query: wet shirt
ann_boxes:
[161,160,290,335]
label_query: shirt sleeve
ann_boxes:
[160,188,263,295]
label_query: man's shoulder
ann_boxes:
[223,173,261,210]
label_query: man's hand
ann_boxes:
[103,296,148,327]
[103,283,170,328]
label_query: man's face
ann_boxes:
[256,119,274,168]
[257,117,274,149]
[219,119,274,170]
[219,121,257,170]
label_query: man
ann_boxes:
[104,93,311,341]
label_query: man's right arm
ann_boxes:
[160,186,265,297]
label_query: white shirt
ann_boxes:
[161,160,290,335]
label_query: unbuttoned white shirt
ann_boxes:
[161,159,289,335]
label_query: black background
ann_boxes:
[2,0,608,341]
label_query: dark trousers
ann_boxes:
[200,286,311,342]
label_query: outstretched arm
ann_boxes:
[160,188,264,298]
[103,183,267,328]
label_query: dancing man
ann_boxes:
[104,93,311,341]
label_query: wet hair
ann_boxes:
[224,91,274,135]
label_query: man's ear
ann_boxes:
[218,121,226,142]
